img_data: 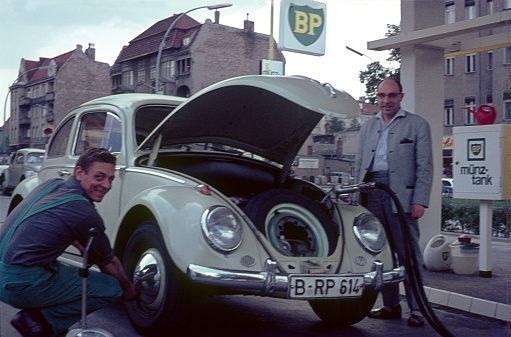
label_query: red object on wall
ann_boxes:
[464,104,497,125]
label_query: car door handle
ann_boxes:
[58,170,71,177]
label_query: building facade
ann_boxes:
[442,0,511,174]
[7,44,111,150]
[110,13,285,97]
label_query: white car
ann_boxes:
[1,148,45,195]
[10,75,403,336]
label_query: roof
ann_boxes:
[18,49,74,85]
[112,14,201,66]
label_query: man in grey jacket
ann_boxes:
[355,78,433,327]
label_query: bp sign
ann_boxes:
[278,0,327,56]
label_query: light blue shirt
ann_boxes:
[371,108,406,172]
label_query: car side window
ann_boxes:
[47,116,75,158]
[15,153,24,165]
[74,112,122,156]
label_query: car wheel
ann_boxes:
[123,222,190,336]
[244,189,338,257]
[309,289,377,326]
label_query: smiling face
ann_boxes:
[376,79,404,122]
[74,161,115,202]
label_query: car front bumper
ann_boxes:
[187,259,405,299]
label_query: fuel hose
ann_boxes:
[372,182,456,337]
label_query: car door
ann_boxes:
[10,151,25,185]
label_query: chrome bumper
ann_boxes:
[187,260,404,299]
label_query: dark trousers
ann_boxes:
[363,172,423,312]
[0,261,122,336]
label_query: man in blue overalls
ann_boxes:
[0,148,138,337]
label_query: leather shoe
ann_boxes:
[408,314,425,327]
[367,304,402,319]
[10,309,51,337]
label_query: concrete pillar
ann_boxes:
[399,0,445,252]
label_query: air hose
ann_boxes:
[330,182,455,337]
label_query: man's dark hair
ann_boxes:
[76,148,116,173]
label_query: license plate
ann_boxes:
[289,275,365,299]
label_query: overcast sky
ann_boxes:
[0,0,400,125]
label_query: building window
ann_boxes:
[465,0,476,19]
[486,0,493,15]
[445,57,455,75]
[504,47,511,64]
[150,67,155,80]
[137,68,145,83]
[122,71,133,86]
[487,51,493,70]
[504,91,511,120]
[444,99,454,126]
[464,98,476,124]
[177,58,191,76]
[465,53,476,73]
[445,2,455,23]
[505,0,511,9]
[162,60,172,79]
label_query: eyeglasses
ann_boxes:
[376,92,402,99]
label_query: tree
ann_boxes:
[330,118,345,133]
[359,24,401,104]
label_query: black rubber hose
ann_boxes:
[372,182,456,337]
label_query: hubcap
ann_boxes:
[133,248,166,310]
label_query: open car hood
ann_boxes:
[140,75,359,172]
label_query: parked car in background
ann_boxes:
[9,75,403,336]
[442,177,454,197]
[1,148,45,195]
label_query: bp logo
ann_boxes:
[288,4,325,46]
[467,138,485,161]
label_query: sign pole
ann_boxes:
[479,200,493,277]
[268,0,274,60]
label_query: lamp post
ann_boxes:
[345,46,375,62]
[154,3,233,94]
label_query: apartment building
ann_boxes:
[7,44,111,150]
[442,0,511,172]
[110,12,285,96]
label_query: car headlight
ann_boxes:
[201,206,243,253]
[353,213,386,254]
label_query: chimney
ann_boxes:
[244,19,254,33]
[86,43,96,61]
[215,10,220,24]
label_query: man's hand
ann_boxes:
[121,282,139,302]
[411,204,425,219]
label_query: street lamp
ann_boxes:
[154,3,233,94]
[345,46,375,62]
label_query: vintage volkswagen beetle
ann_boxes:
[9,75,404,336]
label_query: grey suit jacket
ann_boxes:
[354,109,433,212]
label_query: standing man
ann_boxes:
[355,78,433,327]
[0,148,138,337]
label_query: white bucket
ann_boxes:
[423,234,452,271]
[449,244,479,275]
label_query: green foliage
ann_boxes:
[330,117,345,133]
[359,24,401,104]
[441,198,511,237]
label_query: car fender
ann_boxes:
[116,185,269,274]
[8,175,42,212]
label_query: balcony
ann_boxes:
[45,91,55,101]
[19,117,31,126]
[18,96,31,106]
